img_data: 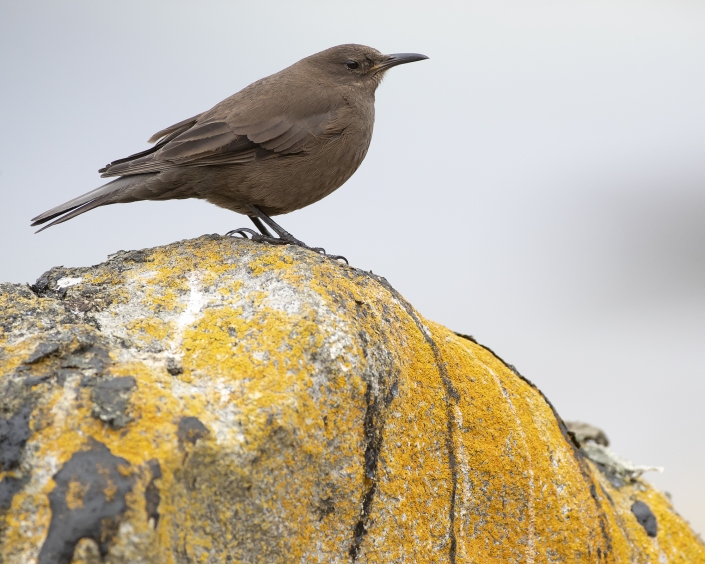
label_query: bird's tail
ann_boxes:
[30,174,155,232]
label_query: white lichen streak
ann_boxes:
[56,277,83,289]
[50,373,80,430]
[478,359,537,564]
[523,388,575,522]
[453,405,471,561]
[172,271,208,346]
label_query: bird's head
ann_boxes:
[302,44,428,91]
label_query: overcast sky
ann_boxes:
[2,0,704,534]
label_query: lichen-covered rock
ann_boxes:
[0,234,703,563]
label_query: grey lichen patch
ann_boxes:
[565,420,610,447]
[582,439,663,485]
[565,420,663,485]
[31,265,117,310]
[0,323,115,471]
[89,377,137,429]
[107,249,154,264]
[17,325,110,377]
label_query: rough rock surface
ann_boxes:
[0,234,703,563]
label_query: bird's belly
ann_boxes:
[203,130,371,216]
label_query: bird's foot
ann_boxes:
[226,228,348,264]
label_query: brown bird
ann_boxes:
[31,44,428,260]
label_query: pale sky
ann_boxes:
[1,0,704,533]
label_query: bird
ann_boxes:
[30,44,428,261]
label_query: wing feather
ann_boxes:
[241,118,293,143]
[100,107,349,177]
[147,113,203,144]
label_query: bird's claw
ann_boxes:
[226,228,348,264]
[301,245,348,264]
[306,247,348,264]
[290,244,348,264]
[226,229,291,247]
[226,227,262,240]
[325,254,349,264]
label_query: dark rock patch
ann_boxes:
[315,496,335,521]
[145,459,162,528]
[37,440,134,564]
[0,405,32,470]
[631,501,658,537]
[0,476,26,512]
[24,342,62,364]
[90,377,137,429]
[177,416,209,445]
[165,357,183,376]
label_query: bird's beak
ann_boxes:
[373,53,429,73]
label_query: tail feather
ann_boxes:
[31,174,155,232]
[34,197,115,233]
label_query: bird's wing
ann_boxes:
[99,109,348,178]
[148,113,204,144]
[97,114,203,174]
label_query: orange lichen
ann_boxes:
[1,236,703,563]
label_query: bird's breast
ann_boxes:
[239,120,373,215]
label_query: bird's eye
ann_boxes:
[346,60,359,70]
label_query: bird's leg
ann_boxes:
[249,216,273,237]
[246,205,310,247]
[225,213,275,242]
[226,204,348,264]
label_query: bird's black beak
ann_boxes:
[373,53,429,73]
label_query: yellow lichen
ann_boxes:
[65,480,90,510]
[1,238,703,563]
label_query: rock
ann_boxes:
[565,420,611,447]
[566,421,665,487]
[0,234,703,563]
